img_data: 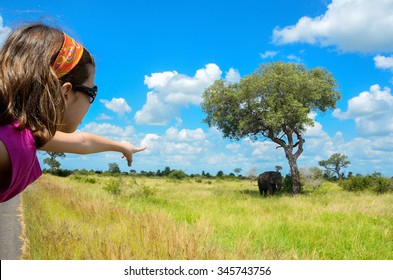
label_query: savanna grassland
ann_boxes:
[21,174,393,260]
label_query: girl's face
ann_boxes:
[60,65,96,133]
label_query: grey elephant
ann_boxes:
[258,171,282,196]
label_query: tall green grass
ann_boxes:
[21,175,393,259]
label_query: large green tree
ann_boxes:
[202,62,341,194]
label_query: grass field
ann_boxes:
[21,174,393,260]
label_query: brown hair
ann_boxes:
[0,23,94,148]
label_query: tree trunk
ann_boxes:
[287,152,301,195]
[270,129,304,195]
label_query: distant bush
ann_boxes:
[74,169,89,175]
[168,170,187,180]
[339,175,393,193]
[135,184,156,198]
[103,178,156,198]
[52,169,73,177]
[340,176,371,192]
[70,174,97,184]
[372,177,393,194]
[300,167,324,191]
[195,178,203,183]
[103,179,122,196]
[43,169,73,177]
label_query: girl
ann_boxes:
[0,23,146,203]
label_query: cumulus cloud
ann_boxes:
[165,127,206,142]
[249,140,281,158]
[273,0,393,53]
[0,16,11,47]
[100,98,132,117]
[304,112,329,138]
[225,68,241,83]
[226,143,241,150]
[260,50,279,59]
[134,93,176,125]
[80,122,135,140]
[138,127,208,167]
[134,64,223,125]
[95,113,113,120]
[333,84,393,135]
[140,133,160,154]
[374,55,393,71]
[302,112,340,158]
[286,54,302,63]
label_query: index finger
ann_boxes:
[134,146,147,153]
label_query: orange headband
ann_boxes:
[53,33,84,78]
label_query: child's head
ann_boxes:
[0,23,96,147]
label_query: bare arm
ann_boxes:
[39,132,147,166]
[0,140,12,186]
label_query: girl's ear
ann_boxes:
[61,82,73,100]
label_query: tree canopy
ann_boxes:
[43,152,65,173]
[108,163,121,174]
[319,153,350,179]
[202,61,341,194]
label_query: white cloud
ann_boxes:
[205,153,228,165]
[333,84,393,135]
[79,122,135,140]
[134,93,176,125]
[287,54,302,63]
[225,68,241,83]
[137,127,209,167]
[374,55,393,70]
[175,117,183,127]
[140,133,160,154]
[336,135,393,174]
[165,127,206,142]
[0,16,11,47]
[95,113,113,120]
[144,71,177,89]
[302,112,340,159]
[304,112,329,138]
[100,98,132,116]
[249,140,281,158]
[226,143,241,150]
[260,50,279,59]
[134,63,223,125]
[273,0,393,53]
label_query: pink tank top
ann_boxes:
[0,122,42,202]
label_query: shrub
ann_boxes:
[300,167,324,190]
[340,176,371,192]
[103,179,122,196]
[168,170,187,180]
[281,174,293,193]
[74,169,89,175]
[52,169,73,177]
[103,177,156,198]
[340,175,393,193]
[372,177,393,194]
[135,184,155,198]
[195,178,203,183]
[70,174,97,184]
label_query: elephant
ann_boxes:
[258,171,282,196]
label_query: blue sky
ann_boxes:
[1,0,393,176]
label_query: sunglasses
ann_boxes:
[72,84,98,104]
